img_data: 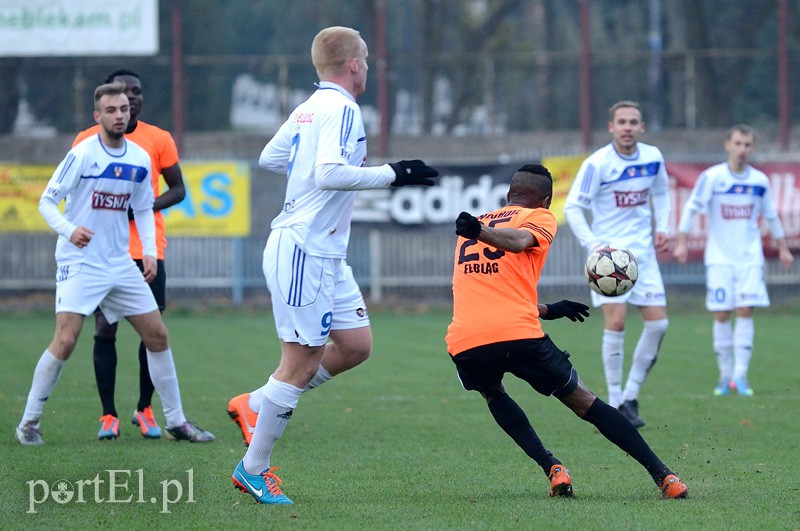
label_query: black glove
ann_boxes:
[127,207,135,221]
[455,211,482,239]
[542,300,590,322]
[389,159,439,187]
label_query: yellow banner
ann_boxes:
[542,154,589,224]
[163,161,250,236]
[0,161,250,236]
[0,163,59,232]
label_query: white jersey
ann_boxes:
[260,82,372,259]
[565,142,670,257]
[39,134,153,267]
[678,162,782,266]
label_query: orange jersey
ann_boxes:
[73,121,179,259]
[445,205,557,356]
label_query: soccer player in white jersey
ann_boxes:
[15,82,214,446]
[563,101,671,429]
[673,125,793,396]
[227,26,438,505]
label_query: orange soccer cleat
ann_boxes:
[227,393,258,446]
[548,464,574,497]
[660,474,688,499]
[97,414,120,440]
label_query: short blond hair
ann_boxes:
[608,100,641,121]
[311,26,364,78]
[94,81,126,109]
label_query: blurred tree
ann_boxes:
[0,0,792,135]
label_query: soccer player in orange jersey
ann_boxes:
[72,70,205,442]
[446,164,687,499]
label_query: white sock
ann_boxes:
[20,350,65,427]
[303,365,333,392]
[248,364,334,413]
[733,317,754,379]
[602,329,625,407]
[623,319,668,402]
[248,385,266,413]
[243,376,302,474]
[146,348,187,428]
[713,320,734,380]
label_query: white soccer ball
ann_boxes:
[585,246,638,297]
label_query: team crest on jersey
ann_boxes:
[114,166,122,178]
[623,162,660,178]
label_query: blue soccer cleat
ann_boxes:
[98,415,120,440]
[232,461,293,505]
[713,378,732,396]
[731,376,754,397]
[132,406,162,439]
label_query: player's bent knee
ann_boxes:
[141,325,169,352]
[560,384,597,417]
[645,318,669,335]
[50,336,78,360]
[347,344,371,364]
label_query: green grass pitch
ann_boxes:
[1,304,798,529]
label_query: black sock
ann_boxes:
[582,398,671,484]
[93,335,117,417]
[487,392,558,475]
[136,341,156,412]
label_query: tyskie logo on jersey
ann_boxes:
[614,189,649,207]
[720,203,754,220]
[92,191,131,211]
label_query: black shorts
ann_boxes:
[450,335,578,398]
[134,258,166,310]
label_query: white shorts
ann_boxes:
[705,263,769,311]
[54,261,158,324]
[590,247,667,308]
[263,229,370,347]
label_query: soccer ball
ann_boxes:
[585,246,638,297]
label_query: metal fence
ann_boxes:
[3,226,797,309]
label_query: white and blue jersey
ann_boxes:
[39,134,152,267]
[565,142,670,258]
[678,162,783,266]
[260,81,370,259]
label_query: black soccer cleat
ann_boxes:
[618,399,645,428]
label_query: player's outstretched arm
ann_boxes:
[539,300,590,322]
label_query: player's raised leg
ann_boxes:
[560,379,687,498]
[234,340,323,505]
[229,327,370,447]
